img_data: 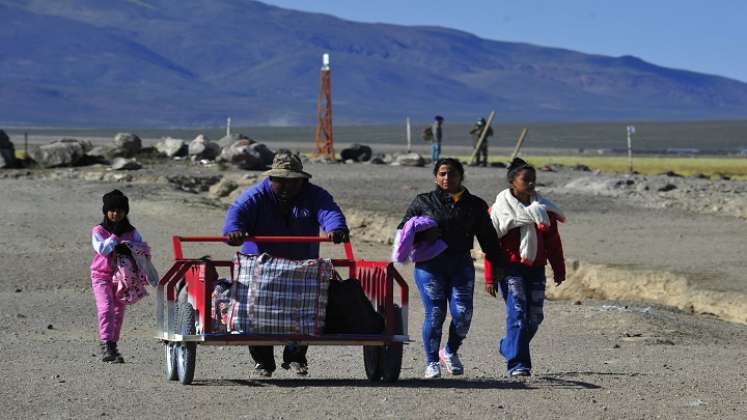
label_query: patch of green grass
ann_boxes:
[456,155,747,179]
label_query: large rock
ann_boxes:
[217,133,254,148]
[30,138,92,168]
[113,133,142,157]
[340,144,372,162]
[111,157,142,171]
[87,144,120,161]
[249,143,275,166]
[155,137,187,158]
[392,152,425,167]
[188,134,221,161]
[208,178,239,198]
[217,140,271,170]
[0,130,15,169]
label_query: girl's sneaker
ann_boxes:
[424,362,441,379]
[439,348,464,375]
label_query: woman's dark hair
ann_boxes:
[433,158,464,178]
[506,157,535,182]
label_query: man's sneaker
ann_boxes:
[424,362,441,379]
[439,348,464,375]
[254,363,273,377]
[281,361,309,376]
[509,368,531,378]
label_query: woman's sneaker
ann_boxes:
[509,368,531,378]
[424,362,441,379]
[254,363,273,377]
[439,348,464,375]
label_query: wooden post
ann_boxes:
[468,110,496,165]
[24,132,28,156]
[509,128,529,162]
[406,117,412,153]
[626,125,635,174]
[226,117,231,137]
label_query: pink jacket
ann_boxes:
[90,225,143,275]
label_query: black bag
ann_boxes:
[324,278,385,334]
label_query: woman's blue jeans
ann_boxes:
[414,253,475,363]
[498,264,547,373]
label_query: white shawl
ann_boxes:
[490,189,565,264]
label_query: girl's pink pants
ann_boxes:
[91,272,125,342]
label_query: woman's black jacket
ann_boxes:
[398,187,505,266]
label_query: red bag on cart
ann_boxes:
[227,253,333,335]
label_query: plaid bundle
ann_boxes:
[227,253,333,336]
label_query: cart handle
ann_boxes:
[171,235,355,261]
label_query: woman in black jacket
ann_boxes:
[398,158,504,379]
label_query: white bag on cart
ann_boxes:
[227,253,333,335]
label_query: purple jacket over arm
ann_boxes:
[222,178,347,259]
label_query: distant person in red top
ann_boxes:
[484,158,566,378]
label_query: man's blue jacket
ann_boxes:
[222,177,348,259]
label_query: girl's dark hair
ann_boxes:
[433,158,464,178]
[507,158,535,182]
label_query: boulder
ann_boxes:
[155,137,187,158]
[0,129,12,149]
[188,134,221,161]
[111,157,142,171]
[217,140,268,170]
[366,153,387,164]
[113,133,142,157]
[249,143,275,166]
[340,144,372,162]
[217,133,254,148]
[0,130,15,169]
[87,144,120,161]
[29,138,92,168]
[393,152,425,167]
[208,178,239,198]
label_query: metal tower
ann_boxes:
[314,53,334,159]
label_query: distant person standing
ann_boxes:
[469,117,493,167]
[431,115,444,162]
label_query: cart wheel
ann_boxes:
[363,305,404,383]
[164,341,178,381]
[176,302,197,385]
[363,346,383,382]
[381,305,403,383]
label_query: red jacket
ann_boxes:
[484,211,565,285]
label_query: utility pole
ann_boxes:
[406,117,412,153]
[314,53,334,159]
[626,125,636,174]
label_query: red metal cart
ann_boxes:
[156,235,410,385]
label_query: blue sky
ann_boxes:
[265,0,747,82]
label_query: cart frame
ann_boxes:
[156,235,410,384]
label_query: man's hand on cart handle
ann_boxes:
[226,231,249,246]
[330,229,350,244]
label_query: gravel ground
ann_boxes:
[1,159,746,419]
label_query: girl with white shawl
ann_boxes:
[486,158,566,378]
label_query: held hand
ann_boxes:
[331,229,350,244]
[226,231,248,246]
[554,275,565,286]
[485,282,498,298]
[113,243,131,256]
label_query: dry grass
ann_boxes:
[467,155,747,179]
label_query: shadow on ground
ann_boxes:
[189,376,601,390]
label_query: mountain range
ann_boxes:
[2,0,747,127]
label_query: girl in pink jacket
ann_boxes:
[90,190,145,363]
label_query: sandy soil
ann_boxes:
[1,158,746,419]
